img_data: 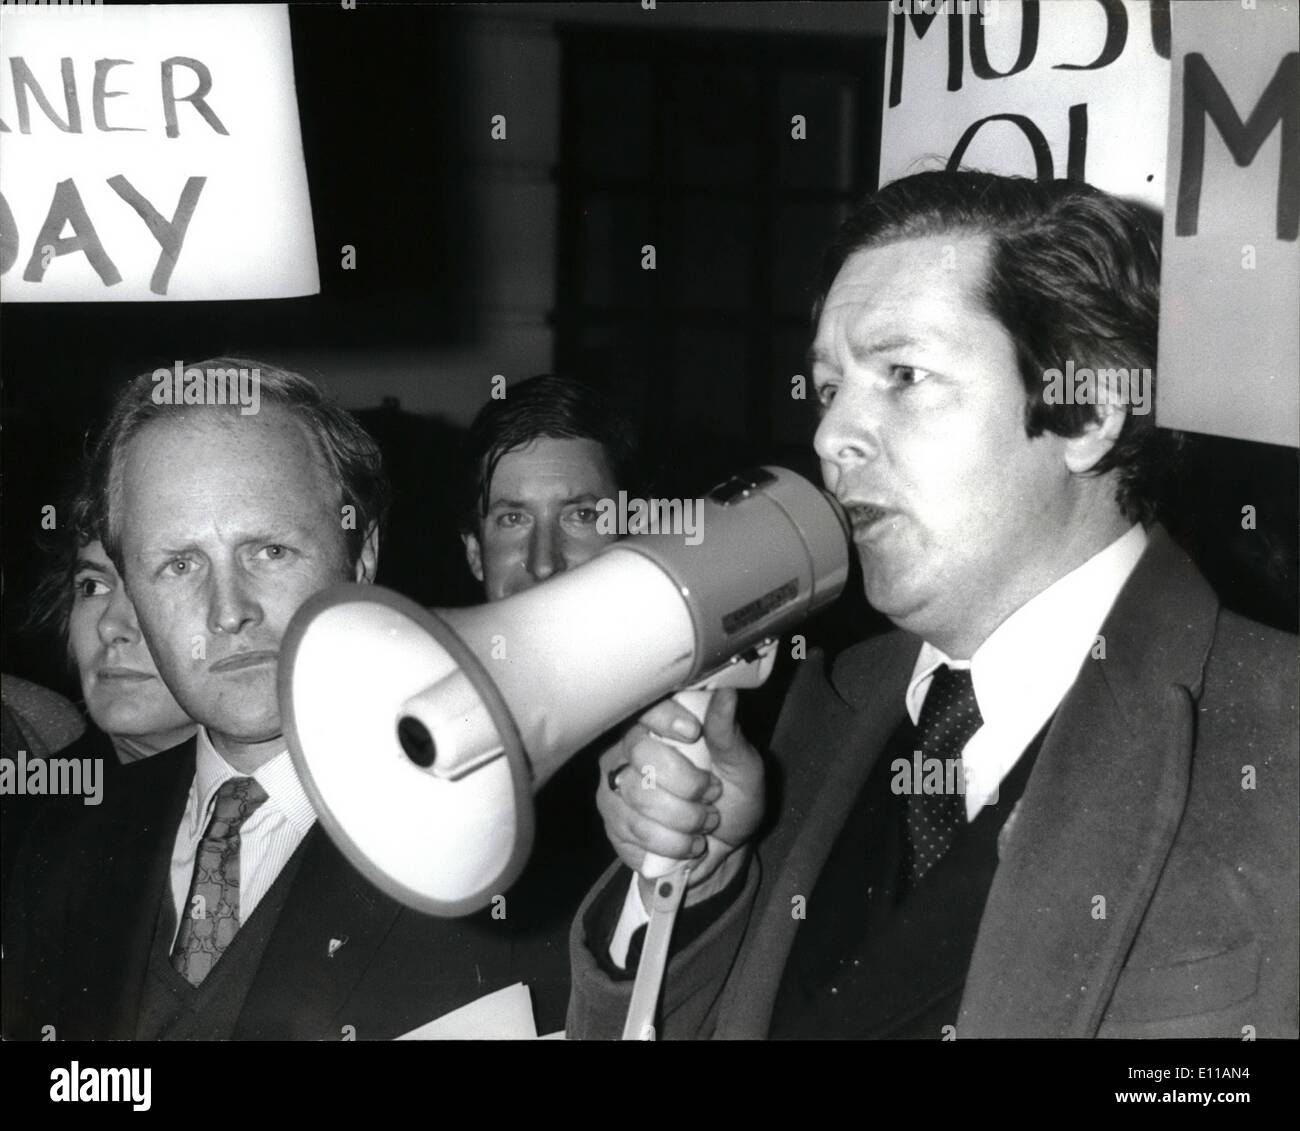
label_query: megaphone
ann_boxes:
[279,467,849,917]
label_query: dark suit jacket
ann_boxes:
[568,530,1300,1038]
[2,736,583,1040]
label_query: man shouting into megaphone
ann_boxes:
[569,171,1299,1041]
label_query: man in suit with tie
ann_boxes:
[567,172,1299,1039]
[2,359,545,1039]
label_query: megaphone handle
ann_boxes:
[620,688,715,1039]
[620,648,778,1039]
[640,687,715,880]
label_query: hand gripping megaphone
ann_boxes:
[279,467,849,918]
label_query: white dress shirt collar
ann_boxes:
[906,523,1149,819]
[190,727,317,838]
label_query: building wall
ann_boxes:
[281,3,882,422]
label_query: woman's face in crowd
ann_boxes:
[68,540,194,741]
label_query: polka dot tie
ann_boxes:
[903,665,983,888]
[171,776,268,987]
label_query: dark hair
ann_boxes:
[90,357,390,569]
[813,170,1180,525]
[23,474,100,654]
[460,373,640,532]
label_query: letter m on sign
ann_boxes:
[1176,51,1299,240]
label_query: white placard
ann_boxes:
[0,3,319,301]
[1157,0,1298,448]
[881,0,1170,208]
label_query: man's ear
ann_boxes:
[1063,393,1127,476]
[353,522,381,584]
[462,530,484,583]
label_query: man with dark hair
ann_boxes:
[460,373,638,600]
[2,359,543,1040]
[569,172,1298,1039]
[810,172,1176,525]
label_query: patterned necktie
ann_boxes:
[903,665,983,888]
[172,776,269,987]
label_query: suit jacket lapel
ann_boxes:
[72,739,196,1039]
[960,528,1216,1036]
[721,633,919,1037]
[234,823,402,1040]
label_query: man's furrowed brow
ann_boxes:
[809,335,923,373]
[142,521,309,555]
[848,333,926,364]
[237,522,319,546]
[143,538,203,559]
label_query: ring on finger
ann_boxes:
[607,762,632,793]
